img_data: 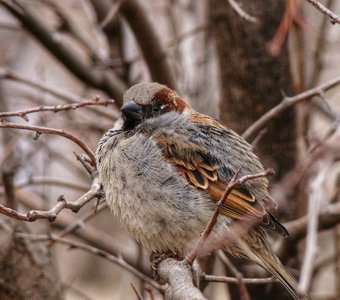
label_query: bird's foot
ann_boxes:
[150,251,180,281]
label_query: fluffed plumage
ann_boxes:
[96,82,310,300]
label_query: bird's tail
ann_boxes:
[238,233,311,300]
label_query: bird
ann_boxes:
[96,82,310,300]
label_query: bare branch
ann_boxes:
[309,0,335,87]
[305,0,340,25]
[203,274,279,285]
[46,0,108,64]
[15,188,146,274]
[0,98,115,120]
[299,159,333,295]
[131,282,144,300]
[218,251,250,300]
[157,258,207,300]
[100,0,124,29]
[0,177,101,222]
[127,23,209,66]
[49,201,107,245]
[0,67,83,103]
[121,0,176,89]
[0,0,126,103]
[0,67,119,119]
[242,75,340,141]
[277,201,340,260]
[0,121,96,166]
[16,233,164,292]
[1,176,89,193]
[271,136,340,214]
[227,0,257,23]
[266,0,301,56]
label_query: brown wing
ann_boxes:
[154,115,288,237]
[174,157,288,236]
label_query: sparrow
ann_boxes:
[96,82,310,300]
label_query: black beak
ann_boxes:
[121,102,142,130]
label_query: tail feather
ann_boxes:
[236,232,312,300]
[255,249,310,300]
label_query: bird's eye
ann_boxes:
[152,104,162,115]
[153,106,161,113]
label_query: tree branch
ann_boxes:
[157,258,207,300]
[305,0,340,25]
[203,274,278,285]
[0,67,119,120]
[277,201,340,260]
[242,75,340,141]
[0,0,126,103]
[218,251,250,300]
[121,0,177,89]
[0,177,101,222]
[0,98,114,120]
[227,0,257,23]
[14,187,146,274]
[0,121,96,166]
[299,159,332,295]
[16,232,164,292]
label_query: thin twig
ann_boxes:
[0,178,101,222]
[305,0,340,25]
[299,159,332,295]
[48,201,107,246]
[0,67,82,102]
[267,0,301,56]
[227,0,257,23]
[203,274,279,285]
[121,0,176,89]
[100,0,124,29]
[242,75,340,141]
[0,0,126,102]
[16,233,164,292]
[218,251,250,300]
[46,0,107,64]
[309,0,335,87]
[0,121,96,166]
[15,187,146,274]
[131,283,144,300]
[271,136,340,220]
[127,23,209,65]
[0,67,118,119]
[74,152,97,177]
[62,283,95,300]
[0,176,89,194]
[185,168,274,265]
[0,98,115,120]
[278,200,340,260]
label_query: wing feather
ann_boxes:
[152,112,288,237]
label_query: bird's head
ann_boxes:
[121,82,190,130]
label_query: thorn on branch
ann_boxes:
[33,131,41,140]
[20,114,29,121]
